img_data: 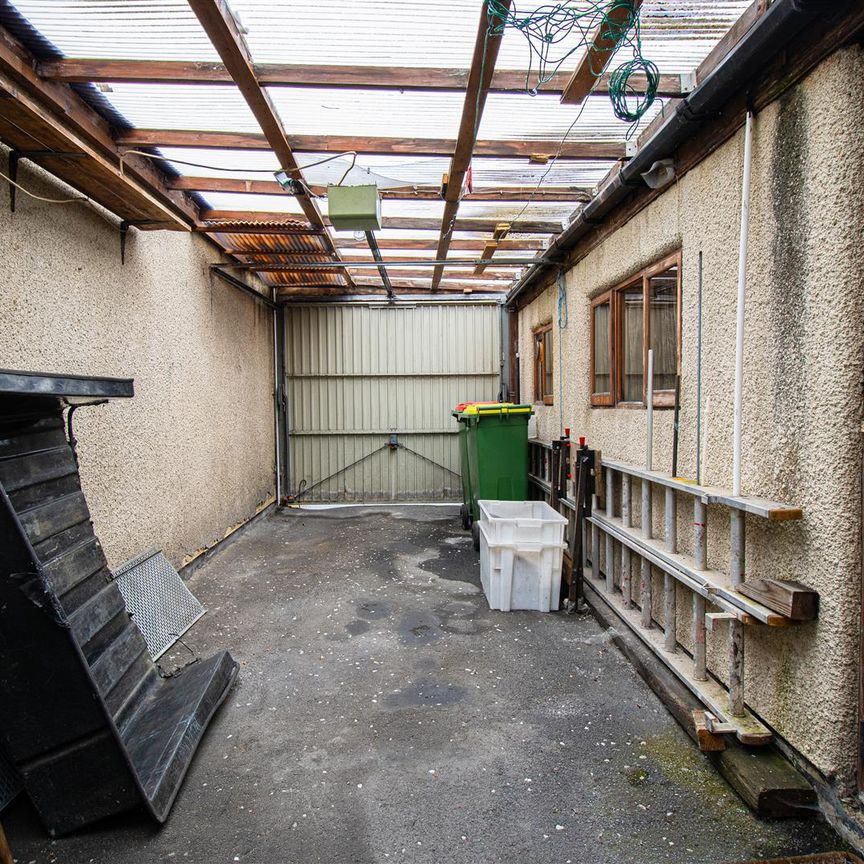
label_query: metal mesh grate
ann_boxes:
[0,741,21,812]
[112,548,206,660]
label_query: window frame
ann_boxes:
[532,322,554,406]
[590,291,614,407]
[590,251,682,409]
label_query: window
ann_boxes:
[533,324,553,405]
[590,252,681,408]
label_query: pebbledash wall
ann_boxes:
[0,150,276,570]
[518,45,864,796]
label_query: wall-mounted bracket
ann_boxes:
[678,71,697,95]
[7,150,87,213]
[119,219,169,264]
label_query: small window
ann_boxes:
[590,295,613,407]
[589,252,681,408]
[533,324,553,406]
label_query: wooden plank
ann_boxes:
[0,25,198,227]
[737,579,818,621]
[38,58,683,97]
[432,0,513,290]
[583,577,772,745]
[692,710,727,752]
[560,0,643,105]
[118,129,624,160]
[167,176,592,202]
[588,585,817,816]
[200,211,563,234]
[0,823,13,864]
[716,743,816,817]
[186,0,351,285]
[601,459,803,520]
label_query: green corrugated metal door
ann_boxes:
[284,302,501,502]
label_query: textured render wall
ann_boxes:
[520,46,864,788]
[0,153,276,569]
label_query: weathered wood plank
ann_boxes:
[587,582,818,817]
[118,128,625,160]
[39,58,683,97]
[737,579,818,621]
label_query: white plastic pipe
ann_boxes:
[732,111,753,497]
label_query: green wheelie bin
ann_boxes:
[452,402,534,550]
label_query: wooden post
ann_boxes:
[728,509,746,716]
[640,479,652,628]
[693,497,708,680]
[605,469,615,593]
[0,823,12,864]
[663,488,677,652]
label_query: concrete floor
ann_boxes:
[4,505,846,864]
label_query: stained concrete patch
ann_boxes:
[2,505,846,864]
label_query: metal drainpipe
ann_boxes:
[272,296,281,505]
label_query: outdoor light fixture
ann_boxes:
[641,158,676,189]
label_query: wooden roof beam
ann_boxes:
[168,175,592,202]
[38,58,684,97]
[432,0,514,290]
[186,0,352,285]
[560,0,644,105]
[118,129,624,160]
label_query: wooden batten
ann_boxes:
[117,129,624,160]
[737,579,818,622]
[38,58,683,98]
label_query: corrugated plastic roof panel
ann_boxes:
[7,1,220,60]
[229,1,752,72]
[4,0,754,298]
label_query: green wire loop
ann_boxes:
[486,0,658,123]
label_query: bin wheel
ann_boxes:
[472,521,480,552]
[460,504,470,530]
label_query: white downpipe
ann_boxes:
[732,111,753,498]
[645,348,654,470]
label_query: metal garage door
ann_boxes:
[284,302,501,502]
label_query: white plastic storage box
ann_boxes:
[478,500,567,546]
[477,500,567,612]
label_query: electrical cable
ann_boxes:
[119,149,359,177]
[487,0,658,123]
[0,167,89,204]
